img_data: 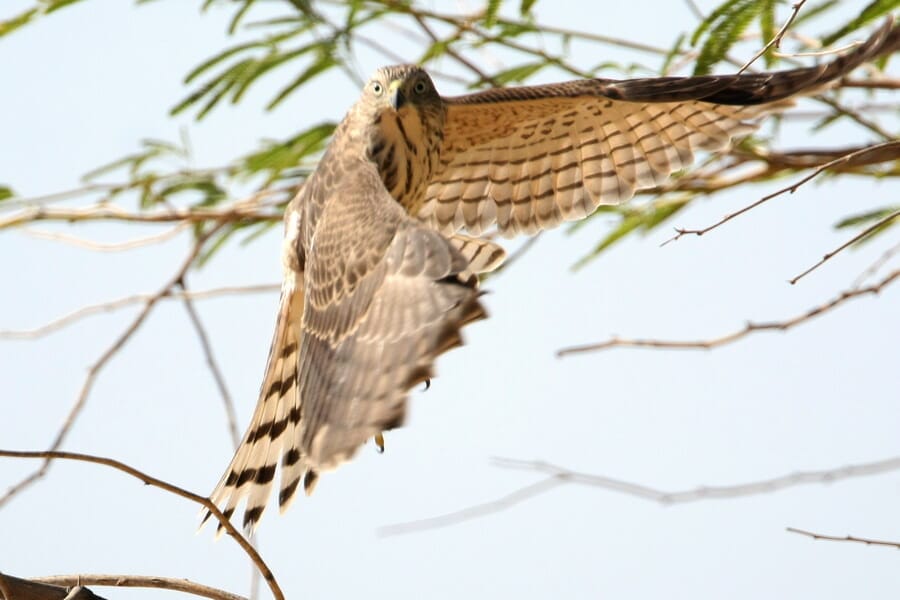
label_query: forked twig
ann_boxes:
[557,269,899,355]
[665,141,900,243]
[737,0,807,74]
[0,223,226,509]
[789,208,900,285]
[0,450,283,600]
[381,455,900,535]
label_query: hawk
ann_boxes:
[206,19,898,532]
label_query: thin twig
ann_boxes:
[816,95,894,141]
[21,223,190,252]
[0,283,279,340]
[31,575,246,600]
[773,40,861,58]
[786,527,900,550]
[0,223,227,509]
[666,141,900,243]
[737,0,807,75]
[853,238,900,289]
[379,477,564,536]
[789,208,900,285]
[0,450,284,600]
[381,455,900,535]
[557,269,899,355]
[177,279,241,449]
[407,11,498,87]
[0,203,281,229]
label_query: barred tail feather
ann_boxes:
[203,275,305,535]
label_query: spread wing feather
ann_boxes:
[206,169,485,533]
[418,19,898,237]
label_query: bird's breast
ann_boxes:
[370,110,439,212]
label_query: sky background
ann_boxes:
[2,1,899,599]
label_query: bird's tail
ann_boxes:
[447,233,506,281]
[202,274,306,535]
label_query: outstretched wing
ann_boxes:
[207,168,485,533]
[417,19,898,237]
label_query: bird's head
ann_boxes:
[353,65,445,155]
[352,64,446,203]
[365,64,441,115]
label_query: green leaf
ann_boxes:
[266,51,339,110]
[420,39,451,63]
[0,9,38,38]
[488,62,546,86]
[44,0,89,14]
[184,27,307,84]
[758,0,777,68]
[571,196,692,269]
[241,122,336,182]
[660,33,686,75]
[792,0,840,27]
[519,0,538,15]
[821,0,899,45]
[691,0,764,75]
[834,206,900,247]
[835,206,900,229]
[483,0,503,28]
[228,0,255,34]
[0,185,15,201]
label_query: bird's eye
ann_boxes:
[372,82,383,95]
[414,80,427,95]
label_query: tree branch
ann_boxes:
[0,450,283,600]
[789,208,900,285]
[666,141,900,243]
[557,269,899,355]
[0,223,227,509]
[177,279,241,448]
[737,0,807,75]
[31,575,247,600]
[786,527,900,550]
[381,455,900,535]
[0,573,106,600]
[0,284,279,340]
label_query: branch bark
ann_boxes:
[0,450,283,600]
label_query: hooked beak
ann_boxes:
[389,80,406,110]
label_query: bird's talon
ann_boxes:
[375,433,385,453]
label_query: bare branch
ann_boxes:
[0,284,279,340]
[0,203,280,230]
[557,269,899,355]
[853,238,900,289]
[21,223,190,252]
[737,0,807,75]
[789,208,900,285]
[841,78,900,90]
[773,40,861,58]
[31,575,247,600]
[0,450,283,600]
[379,477,564,536]
[382,455,900,535]
[667,141,900,243]
[787,527,900,550]
[178,279,241,448]
[0,223,227,510]
[1,573,106,600]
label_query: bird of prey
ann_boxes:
[206,18,899,532]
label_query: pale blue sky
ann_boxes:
[2,1,899,599]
